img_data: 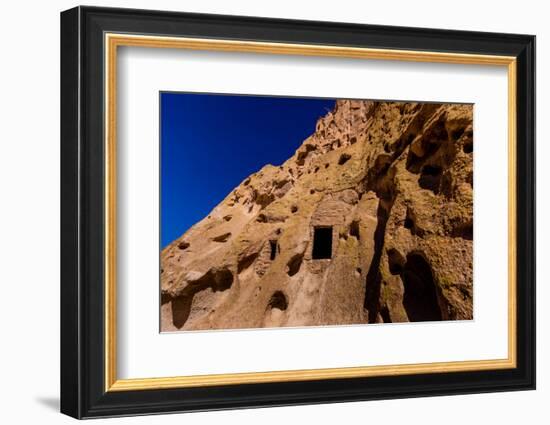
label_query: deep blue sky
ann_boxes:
[160,92,335,248]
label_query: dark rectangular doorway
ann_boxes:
[312,226,332,259]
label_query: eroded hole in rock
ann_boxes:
[170,267,234,328]
[275,179,289,189]
[291,205,298,213]
[325,163,330,169]
[350,136,357,145]
[269,240,279,261]
[387,248,406,275]
[238,252,259,273]
[268,291,288,311]
[223,215,232,222]
[255,192,275,209]
[212,232,231,242]
[286,253,304,276]
[402,253,442,322]
[207,267,234,292]
[450,127,465,141]
[349,220,360,240]
[405,120,446,174]
[338,153,351,165]
[312,226,333,259]
[296,152,308,166]
[296,144,316,166]
[177,241,190,250]
[256,213,267,223]
[418,164,443,193]
[314,166,320,173]
[463,140,473,154]
[171,295,193,329]
[310,189,315,195]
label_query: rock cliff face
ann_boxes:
[161,100,474,332]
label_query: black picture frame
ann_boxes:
[61,5,535,419]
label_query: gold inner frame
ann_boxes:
[104,33,517,392]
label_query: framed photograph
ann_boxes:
[60,6,535,419]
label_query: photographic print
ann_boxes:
[61,9,535,416]
[160,93,474,332]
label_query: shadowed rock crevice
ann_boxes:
[363,196,395,322]
[380,306,392,323]
[402,253,442,322]
[212,232,231,242]
[463,139,473,154]
[238,252,259,274]
[387,248,406,275]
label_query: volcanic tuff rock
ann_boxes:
[161,100,474,331]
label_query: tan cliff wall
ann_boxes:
[160,99,474,332]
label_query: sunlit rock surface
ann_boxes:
[161,100,474,331]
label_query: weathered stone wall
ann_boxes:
[160,100,474,331]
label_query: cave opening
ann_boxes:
[269,240,278,261]
[418,164,443,193]
[402,253,442,322]
[268,291,288,311]
[286,253,304,276]
[338,153,351,165]
[312,226,332,259]
[177,241,190,250]
[349,220,360,240]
